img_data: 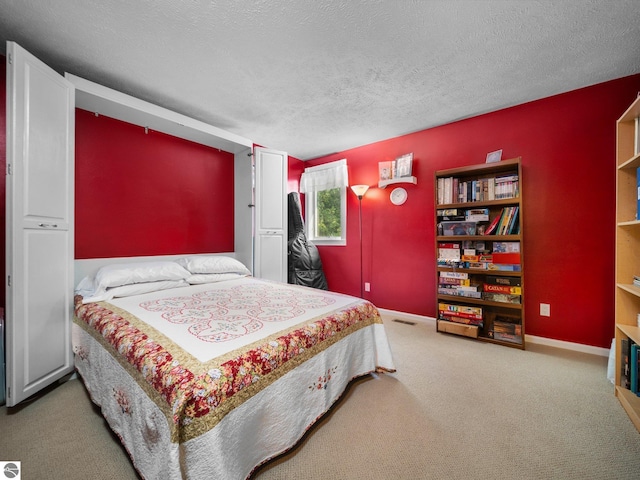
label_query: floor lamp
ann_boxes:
[350,184,369,298]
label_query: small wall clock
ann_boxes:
[390,187,407,205]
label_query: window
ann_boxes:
[300,159,348,246]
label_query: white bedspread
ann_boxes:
[109,277,355,362]
[73,278,395,479]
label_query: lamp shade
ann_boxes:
[350,184,369,198]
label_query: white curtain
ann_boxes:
[299,159,348,193]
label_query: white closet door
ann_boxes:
[254,147,287,282]
[234,147,255,274]
[5,42,75,406]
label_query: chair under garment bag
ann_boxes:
[287,192,328,290]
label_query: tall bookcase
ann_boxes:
[434,157,524,349]
[614,94,640,432]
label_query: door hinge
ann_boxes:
[8,53,12,65]
[7,163,11,175]
[7,275,11,287]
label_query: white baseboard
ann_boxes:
[525,334,610,357]
[378,308,436,325]
[378,308,611,357]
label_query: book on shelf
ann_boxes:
[482,284,522,295]
[437,288,482,299]
[622,338,631,389]
[437,209,465,221]
[491,252,521,265]
[462,240,486,251]
[483,207,520,236]
[438,269,480,295]
[439,271,469,279]
[620,338,640,397]
[637,166,640,220]
[492,241,520,253]
[493,332,522,344]
[439,276,471,286]
[438,306,483,325]
[493,323,522,335]
[486,275,521,287]
[483,214,502,235]
[439,315,483,327]
[438,246,461,262]
[499,207,519,235]
[494,174,519,199]
[438,310,483,321]
[487,263,521,272]
[492,314,522,343]
[636,117,640,156]
[437,173,519,205]
[437,208,463,216]
[632,344,639,394]
[494,313,522,331]
[438,303,483,323]
[438,302,482,314]
[467,261,489,270]
[465,208,489,222]
[481,292,521,304]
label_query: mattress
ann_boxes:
[72,276,395,479]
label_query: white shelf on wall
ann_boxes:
[378,176,417,188]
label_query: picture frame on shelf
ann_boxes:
[486,149,502,163]
[379,161,392,181]
[396,153,413,177]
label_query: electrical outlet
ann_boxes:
[540,303,551,317]
[364,282,371,292]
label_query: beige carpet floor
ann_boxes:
[2,314,639,479]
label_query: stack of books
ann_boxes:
[437,271,481,298]
[436,174,519,205]
[484,206,519,235]
[621,338,640,395]
[492,314,522,343]
[482,275,521,304]
[437,242,461,266]
[438,302,483,327]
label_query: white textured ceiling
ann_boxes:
[1,0,639,160]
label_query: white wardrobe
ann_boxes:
[5,42,287,405]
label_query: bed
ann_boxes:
[72,256,395,479]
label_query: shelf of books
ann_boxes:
[434,157,524,349]
[615,94,640,432]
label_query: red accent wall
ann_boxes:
[307,74,640,349]
[75,108,235,258]
[1,50,638,348]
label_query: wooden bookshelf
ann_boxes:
[434,157,524,349]
[614,94,640,432]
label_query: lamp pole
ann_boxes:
[350,185,369,298]
[357,195,363,298]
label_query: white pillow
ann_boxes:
[186,273,247,285]
[95,261,191,289]
[108,279,189,298]
[177,256,251,275]
[82,279,189,303]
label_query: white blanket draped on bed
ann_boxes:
[73,277,395,479]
